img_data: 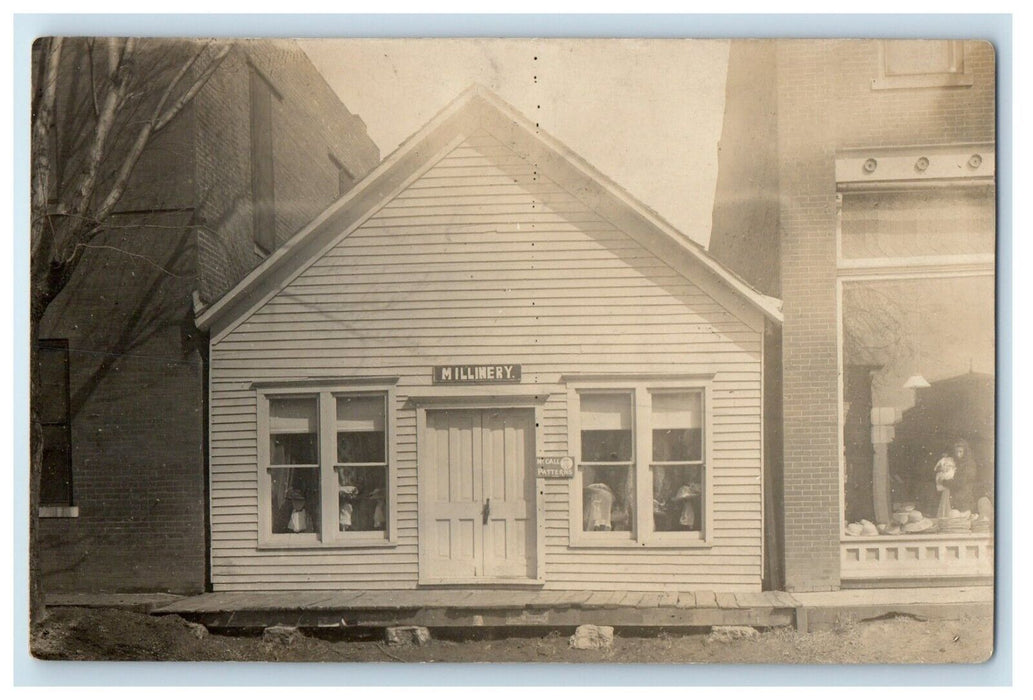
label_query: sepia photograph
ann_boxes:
[26,34,999,667]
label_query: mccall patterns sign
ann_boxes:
[432,364,522,384]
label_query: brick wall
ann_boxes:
[37,39,379,593]
[39,217,207,593]
[774,40,995,591]
[194,40,380,303]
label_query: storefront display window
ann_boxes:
[572,382,710,544]
[841,275,995,537]
[259,386,394,546]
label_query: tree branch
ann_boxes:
[30,38,63,284]
[153,44,231,133]
[87,38,99,118]
[93,42,231,222]
[62,38,136,234]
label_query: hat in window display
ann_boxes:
[584,482,615,531]
[367,488,387,530]
[671,483,701,529]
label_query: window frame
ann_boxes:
[255,381,398,549]
[834,160,995,542]
[37,338,77,516]
[567,378,714,548]
[872,40,974,90]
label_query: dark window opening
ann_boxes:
[36,339,73,506]
[250,68,276,254]
[329,153,356,198]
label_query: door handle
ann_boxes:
[482,499,491,524]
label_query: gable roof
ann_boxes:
[196,84,782,340]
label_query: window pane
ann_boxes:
[580,393,632,429]
[842,277,995,531]
[582,465,633,532]
[271,433,318,465]
[652,392,703,461]
[337,395,386,462]
[269,397,317,432]
[581,430,632,462]
[337,465,387,532]
[269,397,318,464]
[40,425,72,506]
[269,467,321,535]
[652,464,702,532]
[36,342,69,424]
[884,40,959,76]
[841,189,994,260]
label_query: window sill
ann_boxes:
[39,506,78,518]
[569,535,712,549]
[257,536,397,551]
[871,73,974,90]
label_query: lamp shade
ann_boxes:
[903,374,931,389]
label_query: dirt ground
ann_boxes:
[30,606,994,664]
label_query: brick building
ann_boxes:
[710,39,996,591]
[35,39,379,594]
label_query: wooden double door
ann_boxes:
[421,408,537,583]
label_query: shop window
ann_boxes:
[36,339,75,512]
[259,385,394,547]
[873,40,973,90]
[572,382,710,546]
[841,276,995,537]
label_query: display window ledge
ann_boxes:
[841,532,992,543]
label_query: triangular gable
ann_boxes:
[196,85,782,342]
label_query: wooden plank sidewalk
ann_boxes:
[153,589,801,629]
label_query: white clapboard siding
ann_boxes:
[208,131,765,591]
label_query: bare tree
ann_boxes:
[29,37,230,625]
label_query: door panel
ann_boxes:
[422,408,536,582]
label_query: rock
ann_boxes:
[184,621,208,640]
[569,624,614,650]
[263,625,304,645]
[384,625,431,646]
[707,625,760,643]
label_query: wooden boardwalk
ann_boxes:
[153,589,801,629]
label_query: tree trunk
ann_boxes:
[28,302,46,626]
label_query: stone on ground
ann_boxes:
[263,625,304,645]
[707,625,760,643]
[184,621,208,640]
[384,625,431,646]
[569,624,614,650]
